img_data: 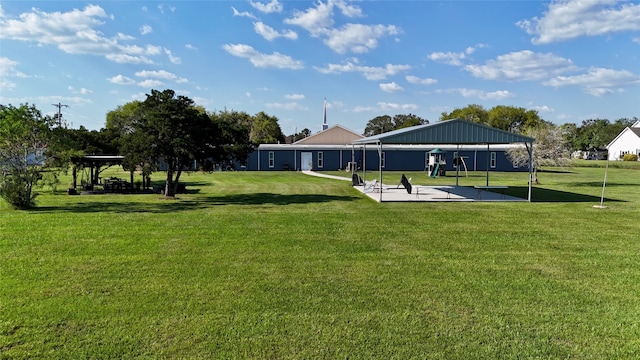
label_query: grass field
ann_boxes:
[1,163,639,358]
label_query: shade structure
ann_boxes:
[353,119,534,145]
[352,119,535,202]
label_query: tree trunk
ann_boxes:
[164,167,175,197]
[172,168,183,197]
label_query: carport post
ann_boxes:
[527,142,533,202]
[486,144,490,186]
[362,144,366,192]
[377,141,383,202]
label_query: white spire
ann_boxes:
[322,98,328,131]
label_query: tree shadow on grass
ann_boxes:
[506,186,625,203]
[29,193,359,214]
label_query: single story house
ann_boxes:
[607,120,640,160]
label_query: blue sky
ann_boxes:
[1,1,639,135]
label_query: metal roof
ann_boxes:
[352,119,535,145]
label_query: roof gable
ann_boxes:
[352,119,534,145]
[294,124,363,145]
[607,125,640,148]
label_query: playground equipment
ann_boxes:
[453,156,469,177]
[427,148,446,178]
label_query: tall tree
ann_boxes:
[126,89,216,197]
[507,124,571,184]
[289,128,312,143]
[249,111,285,144]
[392,114,428,130]
[440,104,489,123]
[0,104,54,209]
[487,106,543,132]
[363,115,393,136]
[209,110,254,169]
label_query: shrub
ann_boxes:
[622,153,638,161]
[0,173,39,209]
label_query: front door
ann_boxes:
[301,152,313,170]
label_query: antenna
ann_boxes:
[52,102,70,127]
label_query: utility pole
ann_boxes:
[52,102,70,127]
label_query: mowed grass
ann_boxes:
[1,165,639,358]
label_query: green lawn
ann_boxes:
[1,165,639,358]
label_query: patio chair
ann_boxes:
[364,179,378,192]
[352,173,364,186]
[398,174,412,194]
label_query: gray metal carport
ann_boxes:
[351,119,535,202]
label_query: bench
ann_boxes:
[474,185,508,199]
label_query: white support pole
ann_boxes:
[378,142,383,202]
[527,142,533,202]
[362,144,367,192]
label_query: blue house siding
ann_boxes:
[247,145,526,172]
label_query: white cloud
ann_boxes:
[352,102,417,112]
[185,44,198,50]
[380,82,403,93]
[314,60,410,80]
[222,43,304,69]
[254,22,297,41]
[135,70,188,83]
[322,23,400,54]
[464,50,579,81]
[429,44,487,66]
[138,79,164,88]
[0,5,165,64]
[544,67,640,96]
[250,0,283,14]
[164,48,181,64]
[517,0,640,44]
[107,74,136,85]
[283,0,395,54]
[140,24,152,35]
[157,4,176,14]
[335,0,363,18]
[436,88,514,100]
[285,94,305,100]
[105,54,154,64]
[406,75,437,85]
[265,102,308,110]
[68,86,92,95]
[429,51,466,66]
[231,7,257,19]
[530,105,554,113]
[284,1,334,35]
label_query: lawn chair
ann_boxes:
[352,173,364,186]
[364,179,378,192]
[397,174,412,194]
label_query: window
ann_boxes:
[490,152,496,168]
[317,152,323,168]
[381,152,386,168]
[269,151,274,168]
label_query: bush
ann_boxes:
[0,174,38,209]
[622,153,638,161]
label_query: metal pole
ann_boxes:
[527,142,533,202]
[378,142,383,202]
[594,159,610,208]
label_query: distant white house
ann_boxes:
[607,120,640,160]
